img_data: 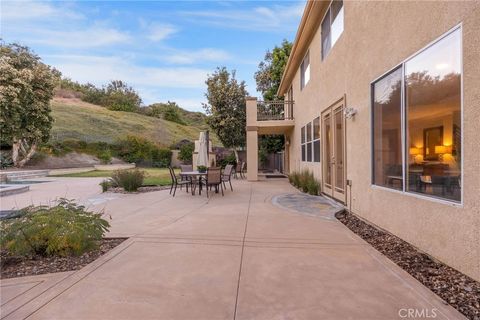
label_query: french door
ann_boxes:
[322,99,346,202]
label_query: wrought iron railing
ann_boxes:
[257,100,294,121]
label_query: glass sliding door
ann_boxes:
[334,106,344,192]
[372,67,403,190]
[323,114,332,188]
[405,29,462,201]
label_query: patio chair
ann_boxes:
[222,164,234,191]
[200,167,223,197]
[179,165,193,188]
[239,162,246,179]
[168,166,190,197]
[180,165,193,173]
[234,162,246,179]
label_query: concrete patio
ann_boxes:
[0,178,465,319]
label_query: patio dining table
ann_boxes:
[179,171,207,195]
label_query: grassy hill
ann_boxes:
[50,98,218,147]
[144,102,209,129]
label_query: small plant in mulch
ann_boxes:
[111,168,144,192]
[0,200,127,279]
[0,199,110,257]
[288,170,320,196]
[100,179,112,192]
[99,178,170,194]
[336,210,480,320]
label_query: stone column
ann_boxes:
[246,97,258,181]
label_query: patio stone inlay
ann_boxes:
[272,193,343,220]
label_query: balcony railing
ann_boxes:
[257,100,294,121]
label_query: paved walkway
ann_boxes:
[0,179,465,319]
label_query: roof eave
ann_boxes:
[277,0,329,97]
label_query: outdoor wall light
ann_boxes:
[344,107,358,119]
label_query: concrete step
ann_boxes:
[258,172,287,179]
[0,184,30,197]
[0,170,50,181]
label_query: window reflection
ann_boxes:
[301,52,310,89]
[406,29,462,201]
[321,0,344,59]
[372,67,403,190]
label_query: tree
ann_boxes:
[254,40,292,160]
[203,67,247,160]
[0,42,60,167]
[177,141,194,164]
[143,101,186,125]
[103,80,142,112]
[254,39,292,101]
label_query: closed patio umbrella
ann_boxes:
[197,131,209,168]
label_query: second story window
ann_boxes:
[300,51,310,89]
[321,0,344,60]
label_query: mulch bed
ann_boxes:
[108,185,171,194]
[0,238,127,279]
[336,210,480,320]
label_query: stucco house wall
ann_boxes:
[285,1,480,280]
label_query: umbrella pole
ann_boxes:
[206,130,209,167]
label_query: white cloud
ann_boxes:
[171,98,206,112]
[163,48,231,64]
[180,2,304,31]
[147,23,178,42]
[46,54,209,89]
[29,27,131,48]
[1,1,83,21]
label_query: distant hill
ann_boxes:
[50,98,219,147]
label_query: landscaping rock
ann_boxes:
[336,210,480,320]
[1,238,126,279]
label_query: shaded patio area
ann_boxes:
[0,179,465,319]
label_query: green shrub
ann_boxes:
[151,148,172,168]
[306,176,320,195]
[178,142,194,164]
[99,179,112,192]
[0,199,110,257]
[97,150,112,164]
[218,152,237,168]
[116,135,156,164]
[288,171,300,188]
[143,102,187,125]
[0,152,13,169]
[288,170,320,196]
[62,139,88,150]
[111,169,145,192]
[163,105,186,125]
[43,141,73,156]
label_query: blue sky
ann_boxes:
[1,0,304,112]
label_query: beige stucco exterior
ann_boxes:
[246,1,480,281]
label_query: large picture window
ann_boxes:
[371,27,462,203]
[405,29,462,202]
[321,0,344,60]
